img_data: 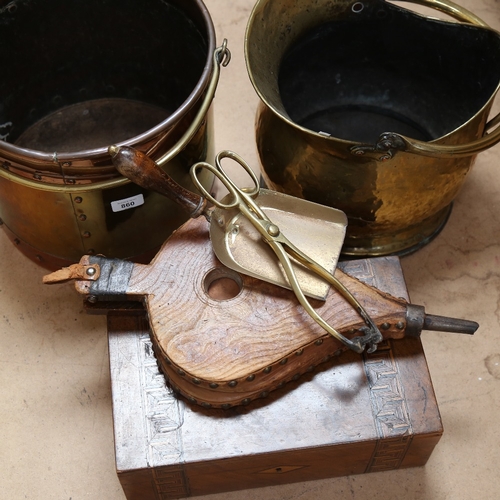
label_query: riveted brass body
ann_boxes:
[0,0,218,269]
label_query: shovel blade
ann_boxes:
[210,189,347,301]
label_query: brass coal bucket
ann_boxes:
[245,0,500,256]
[0,0,220,269]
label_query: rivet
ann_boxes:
[164,357,172,366]
[279,358,288,365]
[66,178,75,184]
[201,402,212,409]
[192,378,201,385]
[295,349,303,356]
[292,374,300,381]
[209,382,219,389]
[221,403,232,410]
[306,365,315,372]
[396,321,405,330]
[78,214,87,221]
[315,339,323,346]
[348,328,356,334]
[177,368,185,376]
[74,197,83,204]
[277,382,285,388]
[260,391,269,398]
[241,398,251,405]
[33,173,42,180]
[267,224,280,237]
[3,161,10,169]
[85,267,96,277]
[14,238,20,245]
[82,231,91,238]
[228,380,238,387]
[263,366,272,374]
[87,295,97,304]
[381,322,391,330]
[62,162,71,167]
[246,374,255,382]
[188,397,197,404]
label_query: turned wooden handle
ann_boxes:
[109,145,206,218]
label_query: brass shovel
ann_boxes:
[108,145,384,353]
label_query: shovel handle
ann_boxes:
[109,145,207,218]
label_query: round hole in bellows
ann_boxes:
[204,268,243,301]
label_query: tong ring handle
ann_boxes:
[190,150,260,209]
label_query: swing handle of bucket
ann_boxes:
[0,40,231,193]
[350,0,500,161]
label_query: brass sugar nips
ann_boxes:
[109,144,382,353]
[190,151,383,353]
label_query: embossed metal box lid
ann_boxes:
[107,257,442,500]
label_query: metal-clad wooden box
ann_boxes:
[107,257,442,500]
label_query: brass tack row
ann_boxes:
[163,360,328,410]
[157,328,404,409]
[163,340,329,392]
[160,336,338,396]
[380,322,406,330]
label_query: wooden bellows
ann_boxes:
[58,217,413,408]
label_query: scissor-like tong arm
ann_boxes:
[191,151,383,353]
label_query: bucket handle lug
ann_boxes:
[350,133,407,161]
[351,121,500,160]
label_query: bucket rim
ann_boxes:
[244,0,500,150]
[0,0,216,164]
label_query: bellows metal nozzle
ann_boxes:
[405,304,479,337]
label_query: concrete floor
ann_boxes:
[2,0,500,499]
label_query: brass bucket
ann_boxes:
[0,0,219,269]
[245,0,500,256]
